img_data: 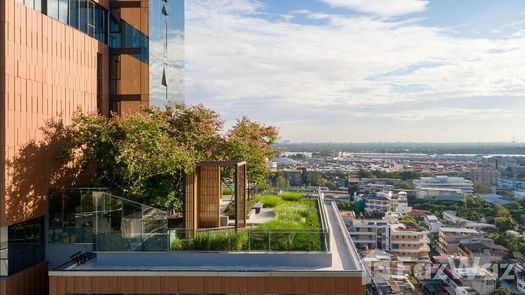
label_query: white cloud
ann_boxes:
[319,0,428,17]
[185,0,525,142]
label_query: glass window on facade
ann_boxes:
[0,227,8,276]
[88,1,95,37]
[69,0,79,29]
[15,0,108,44]
[79,0,88,33]
[58,0,68,24]
[149,0,185,107]
[16,0,43,12]
[109,14,122,48]
[94,4,107,43]
[3,217,45,276]
[47,0,59,19]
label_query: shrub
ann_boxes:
[279,192,303,202]
[222,187,234,195]
[256,194,283,208]
[183,230,249,251]
[171,237,186,251]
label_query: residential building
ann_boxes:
[347,218,391,251]
[436,228,483,255]
[423,214,443,233]
[449,266,497,295]
[389,223,430,265]
[365,191,393,217]
[390,191,411,215]
[498,177,523,190]
[359,178,400,194]
[470,168,501,187]
[458,240,508,264]
[416,187,465,201]
[432,255,497,295]
[414,176,474,195]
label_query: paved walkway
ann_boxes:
[323,199,357,271]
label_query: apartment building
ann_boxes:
[470,168,501,187]
[359,178,400,194]
[347,217,430,268]
[389,223,430,265]
[364,192,393,216]
[347,218,391,251]
[414,176,474,195]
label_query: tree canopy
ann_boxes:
[62,104,278,213]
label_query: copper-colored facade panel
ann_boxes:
[197,165,221,228]
[0,0,6,234]
[118,54,143,94]
[120,6,144,35]
[48,274,366,294]
[184,171,198,232]
[0,262,48,295]
[235,163,247,228]
[1,0,109,226]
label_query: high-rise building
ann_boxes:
[0,0,184,293]
[1,1,367,294]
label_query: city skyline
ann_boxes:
[186,0,525,143]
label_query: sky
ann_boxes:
[184,0,525,143]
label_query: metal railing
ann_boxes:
[317,192,331,251]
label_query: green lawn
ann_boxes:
[172,192,323,251]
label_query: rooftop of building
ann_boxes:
[49,200,365,276]
[425,214,439,221]
[439,227,481,234]
[460,241,507,252]
[391,222,428,233]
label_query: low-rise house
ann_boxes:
[436,228,483,255]
[458,240,508,264]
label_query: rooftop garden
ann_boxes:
[171,192,325,252]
